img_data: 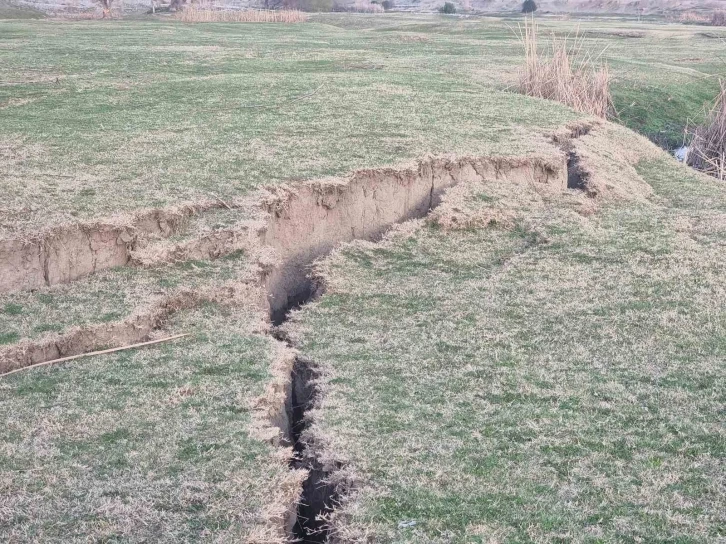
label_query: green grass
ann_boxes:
[1,15,723,236]
[0,304,290,542]
[1,12,725,544]
[0,248,248,342]
[291,154,726,542]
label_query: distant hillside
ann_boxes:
[474,0,725,14]
[381,0,726,15]
[2,0,724,18]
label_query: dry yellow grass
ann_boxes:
[676,11,711,24]
[689,80,726,180]
[518,17,613,118]
[176,7,307,23]
[350,0,384,13]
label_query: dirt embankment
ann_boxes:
[2,118,663,381]
[0,203,232,293]
[0,152,568,374]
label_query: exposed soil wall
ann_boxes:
[261,155,566,322]
[0,152,567,377]
[0,203,225,293]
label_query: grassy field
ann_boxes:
[0,11,724,544]
[1,15,723,235]
[290,132,725,542]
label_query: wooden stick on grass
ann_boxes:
[0,334,190,379]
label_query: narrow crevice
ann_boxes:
[262,155,571,541]
[270,278,338,541]
[567,151,589,191]
[287,357,338,543]
[270,279,320,327]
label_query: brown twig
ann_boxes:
[210,193,232,210]
[0,334,190,379]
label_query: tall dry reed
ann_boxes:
[518,17,613,118]
[676,11,711,24]
[177,7,308,23]
[688,81,726,181]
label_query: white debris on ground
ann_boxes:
[674,146,690,162]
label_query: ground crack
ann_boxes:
[260,153,572,541]
[287,356,338,543]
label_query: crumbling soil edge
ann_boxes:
[259,152,568,323]
[0,152,567,297]
[0,279,266,375]
[0,200,234,293]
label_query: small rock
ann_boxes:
[674,146,689,163]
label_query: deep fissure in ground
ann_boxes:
[268,174,445,541]
[287,357,338,543]
[567,152,589,190]
[266,153,572,541]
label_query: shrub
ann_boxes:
[350,0,384,11]
[677,11,710,23]
[517,17,613,118]
[688,81,726,180]
[299,0,334,10]
[522,0,537,13]
[439,2,455,14]
[712,11,726,26]
[381,0,394,10]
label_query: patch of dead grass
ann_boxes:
[518,17,613,118]
[176,7,307,23]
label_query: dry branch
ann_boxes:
[688,80,726,181]
[0,334,190,378]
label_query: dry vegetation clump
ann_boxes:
[675,10,726,26]
[350,0,384,12]
[177,6,308,22]
[676,11,711,24]
[688,80,726,180]
[518,17,613,118]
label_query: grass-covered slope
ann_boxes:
[0,13,724,544]
[1,15,723,237]
[0,17,572,237]
[290,131,725,542]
